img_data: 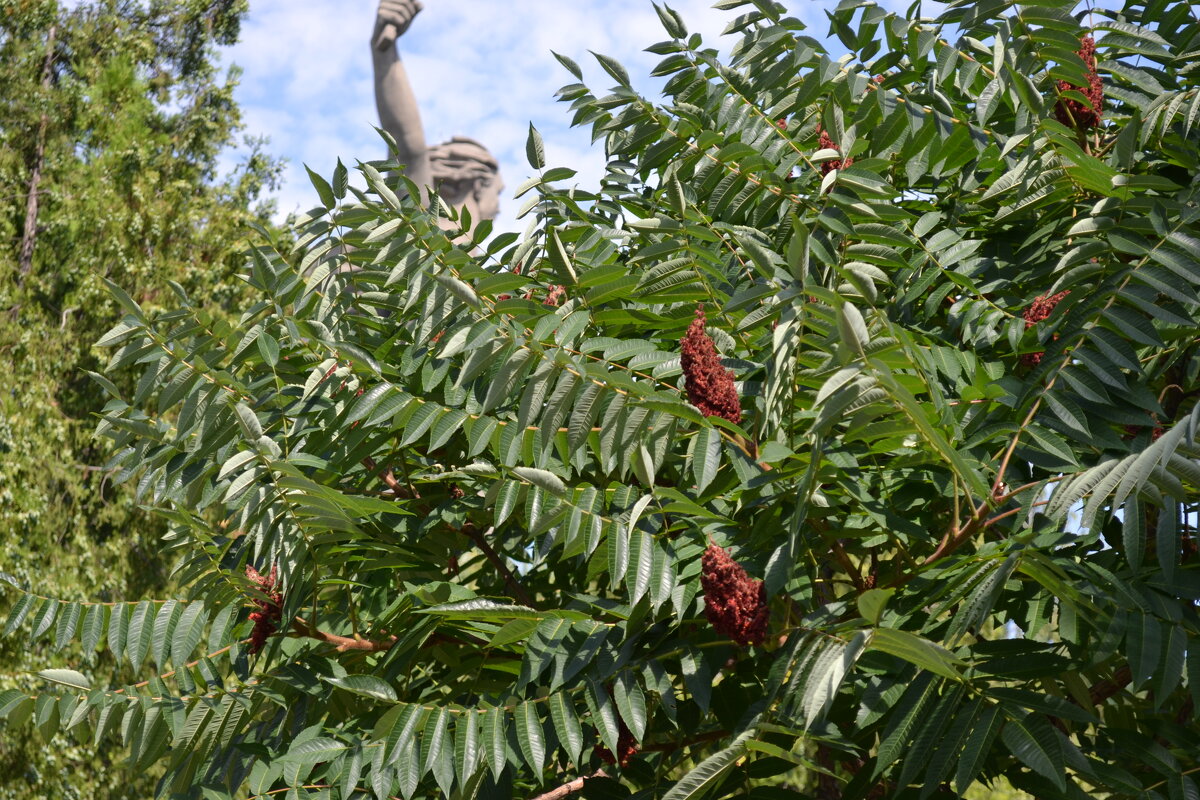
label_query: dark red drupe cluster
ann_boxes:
[1024,290,1070,326]
[1021,290,1070,366]
[544,284,566,306]
[449,484,465,500]
[1054,36,1103,130]
[815,124,853,175]
[246,564,282,655]
[681,307,742,424]
[1124,415,1165,442]
[701,543,769,647]
[594,721,639,767]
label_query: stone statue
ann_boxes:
[371,0,503,228]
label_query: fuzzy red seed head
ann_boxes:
[681,307,742,424]
[246,564,282,655]
[1024,291,1070,327]
[817,124,836,151]
[594,721,639,767]
[815,124,853,175]
[700,543,769,646]
[544,284,566,306]
[1054,36,1103,129]
[246,563,276,591]
[1022,291,1070,366]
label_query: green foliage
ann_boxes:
[0,0,280,797]
[5,0,1200,798]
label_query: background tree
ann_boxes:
[3,0,1199,799]
[0,0,280,796]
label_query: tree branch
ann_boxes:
[640,729,728,752]
[923,499,988,566]
[528,770,609,800]
[461,523,535,607]
[829,539,865,592]
[290,617,397,652]
[978,499,1051,531]
[926,480,1057,567]
[17,23,56,285]
[1049,665,1133,733]
[1088,665,1132,706]
[363,456,416,499]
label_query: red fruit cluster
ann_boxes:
[449,484,465,500]
[1024,290,1070,326]
[544,284,566,306]
[594,721,639,767]
[815,124,853,175]
[1124,415,1165,442]
[701,543,769,646]
[1021,290,1070,367]
[1054,36,1103,130]
[246,564,282,655]
[681,307,742,424]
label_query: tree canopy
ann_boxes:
[3,0,1200,798]
[0,0,279,796]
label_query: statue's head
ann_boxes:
[428,136,503,222]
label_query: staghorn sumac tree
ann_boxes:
[3,0,1200,798]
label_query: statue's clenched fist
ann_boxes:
[373,0,423,51]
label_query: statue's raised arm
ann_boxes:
[371,0,503,227]
[371,0,431,190]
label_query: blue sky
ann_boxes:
[217,1,917,233]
